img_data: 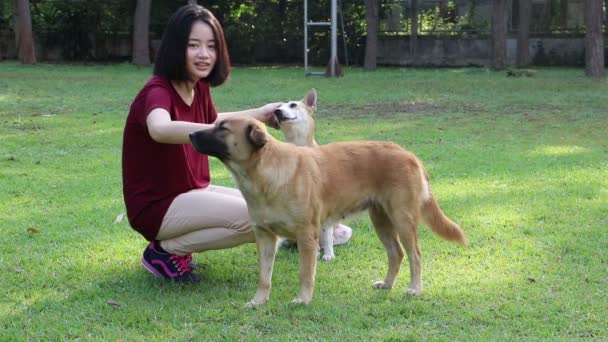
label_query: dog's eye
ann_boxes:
[289,103,297,109]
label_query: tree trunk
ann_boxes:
[560,0,569,30]
[132,0,152,65]
[364,0,378,70]
[512,0,519,30]
[410,0,418,64]
[438,0,448,19]
[606,0,608,34]
[540,0,552,30]
[492,0,507,70]
[14,0,36,64]
[517,0,531,67]
[584,0,605,77]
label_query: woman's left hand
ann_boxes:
[255,102,282,129]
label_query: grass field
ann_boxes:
[1,62,607,340]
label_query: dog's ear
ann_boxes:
[247,123,267,149]
[304,88,317,110]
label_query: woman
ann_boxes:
[122,4,279,282]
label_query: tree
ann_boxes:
[491,0,507,70]
[132,0,151,65]
[584,0,605,77]
[606,0,608,34]
[516,0,531,67]
[364,0,378,70]
[560,0,568,30]
[438,0,448,18]
[410,0,418,65]
[14,0,36,64]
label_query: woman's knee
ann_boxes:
[229,217,253,235]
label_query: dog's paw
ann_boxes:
[244,300,264,309]
[405,287,422,296]
[321,252,335,261]
[291,298,305,305]
[372,281,392,290]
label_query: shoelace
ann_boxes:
[169,255,192,275]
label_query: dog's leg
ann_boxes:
[246,227,279,308]
[293,227,319,304]
[319,224,335,261]
[369,206,404,290]
[393,211,423,296]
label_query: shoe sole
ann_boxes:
[141,256,165,279]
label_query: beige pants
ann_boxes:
[156,185,255,256]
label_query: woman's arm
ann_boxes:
[146,108,211,144]
[146,103,281,145]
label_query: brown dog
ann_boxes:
[190,117,467,306]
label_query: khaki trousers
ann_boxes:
[156,185,255,256]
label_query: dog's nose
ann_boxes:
[274,109,285,121]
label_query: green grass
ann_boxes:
[1,62,607,340]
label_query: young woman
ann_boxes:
[122,4,279,282]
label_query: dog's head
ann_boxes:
[189,117,268,163]
[273,88,317,146]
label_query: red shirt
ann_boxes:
[122,76,217,241]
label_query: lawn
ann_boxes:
[1,62,607,340]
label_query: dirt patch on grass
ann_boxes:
[503,104,562,114]
[501,104,564,122]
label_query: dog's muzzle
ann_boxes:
[273,109,290,123]
[189,130,230,160]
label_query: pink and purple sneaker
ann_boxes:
[141,242,201,283]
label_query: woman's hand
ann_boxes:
[254,102,282,129]
[216,103,283,129]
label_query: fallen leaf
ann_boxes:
[27,227,40,234]
[114,214,125,224]
[106,300,122,307]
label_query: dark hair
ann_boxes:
[153,5,230,87]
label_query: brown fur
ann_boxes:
[189,117,467,307]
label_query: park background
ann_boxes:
[1,0,608,340]
[3,0,608,75]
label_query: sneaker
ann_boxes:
[183,254,199,270]
[141,242,201,283]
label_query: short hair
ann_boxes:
[153,5,230,87]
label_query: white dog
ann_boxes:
[272,89,352,260]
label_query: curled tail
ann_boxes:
[421,194,468,247]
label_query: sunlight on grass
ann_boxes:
[529,145,590,156]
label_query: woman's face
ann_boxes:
[185,21,217,82]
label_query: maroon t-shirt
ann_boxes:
[122,76,217,241]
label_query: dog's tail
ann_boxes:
[420,172,468,247]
